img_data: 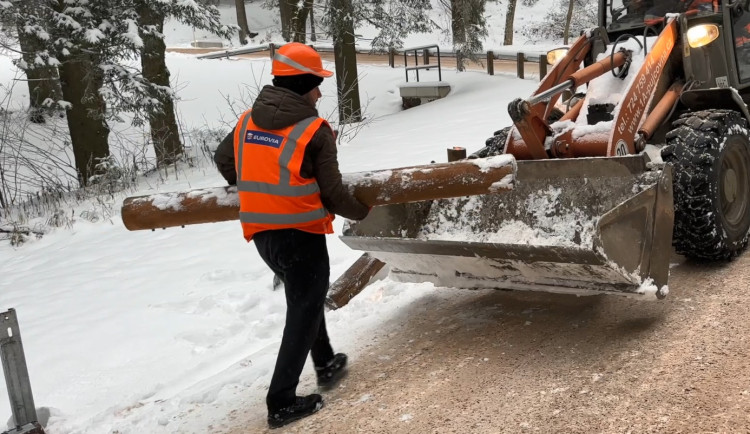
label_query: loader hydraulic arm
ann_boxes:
[507,49,631,159]
[506,19,681,160]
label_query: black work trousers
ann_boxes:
[253,229,335,411]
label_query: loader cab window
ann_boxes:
[733,8,750,82]
[608,0,715,29]
[609,0,654,29]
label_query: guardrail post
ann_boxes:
[404,50,409,81]
[1,309,39,428]
[516,52,525,79]
[437,46,442,81]
[487,51,494,76]
[447,146,467,162]
[539,55,548,79]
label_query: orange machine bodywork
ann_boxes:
[506,19,681,160]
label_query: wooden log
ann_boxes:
[325,253,386,310]
[343,154,515,206]
[121,186,240,231]
[121,155,516,231]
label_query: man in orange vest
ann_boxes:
[213,42,370,429]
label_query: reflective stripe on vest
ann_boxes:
[235,114,329,227]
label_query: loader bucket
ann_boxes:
[340,154,674,299]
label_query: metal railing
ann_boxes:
[402,44,442,82]
[193,43,548,81]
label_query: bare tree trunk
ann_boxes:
[292,0,314,43]
[451,0,466,71]
[279,0,294,41]
[564,0,575,44]
[16,0,61,123]
[330,0,361,123]
[57,56,110,186]
[309,4,317,42]
[504,0,517,45]
[235,0,250,45]
[138,3,184,168]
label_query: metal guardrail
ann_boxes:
[196,44,272,59]
[193,43,548,80]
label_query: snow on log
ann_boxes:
[121,155,516,231]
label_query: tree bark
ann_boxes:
[292,0,314,43]
[504,0,517,46]
[279,0,294,41]
[16,0,61,123]
[138,3,184,168]
[57,55,110,186]
[309,4,317,42]
[564,0,575,44]
[330,0,361,124]
[235,0,250,45]
[451,0,466,70]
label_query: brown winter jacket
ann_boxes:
[213,85,369,221]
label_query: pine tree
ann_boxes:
[1,0,234,185]
[449,0,487,70]
[2,0,62,123]
[17,0,62,123]
[358,0,435,50]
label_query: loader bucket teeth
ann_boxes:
[340,154,673,299]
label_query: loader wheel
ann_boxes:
[662,110,750,260]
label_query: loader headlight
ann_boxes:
[546,48,569,66]
[687,24,720,48]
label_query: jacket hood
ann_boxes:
[250,85,319,130]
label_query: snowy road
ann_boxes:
[226,251,750,433]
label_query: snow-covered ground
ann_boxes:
[0,6,550,433]
[0,0,625,431]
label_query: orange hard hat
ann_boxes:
[272,42,333,78]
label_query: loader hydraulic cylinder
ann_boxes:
[510,50,630,159]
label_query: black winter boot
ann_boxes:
[316,353,348,390]
[267,394,324,429]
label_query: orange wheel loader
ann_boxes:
[340,0,750,299]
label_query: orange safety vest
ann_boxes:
[233,110,334,241]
